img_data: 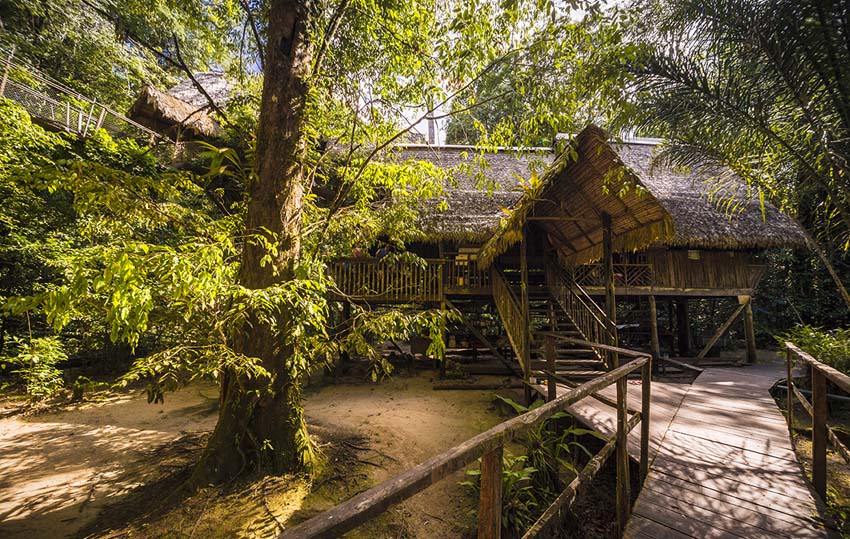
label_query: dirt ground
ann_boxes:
[0,371,506,538]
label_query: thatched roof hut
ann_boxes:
[406,125,806,265]
[127,73,229,140]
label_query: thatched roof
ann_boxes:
[616,143,807,250]
[404,125,806,265]
[397,145,553,242]
[478,125,677,267]
[128,85,221,140]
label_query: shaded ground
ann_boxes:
[0,372,506,538]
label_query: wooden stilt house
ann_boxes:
[330,124,808,384]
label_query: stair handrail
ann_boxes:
[490,264,528,371]
[544,256,616,366]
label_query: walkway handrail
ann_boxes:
[278,358,651,539]
[785,341,850,502]
[0,47,170,144]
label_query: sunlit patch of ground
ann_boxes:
[0,371,508,538]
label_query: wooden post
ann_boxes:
[602,213,618,368]
[439,298,447,379]
[547,335,557,402]
[786,347,794,432]
[743,299,757,363]
[478,445,503,539]
[616,373,630,536]
[648,295,660,370]
[812,366,828,500]
[675,298,691,356]
[640,358,651,481]
[337,301,351,381]
[521,224,531,404]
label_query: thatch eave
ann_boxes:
[127,85,221,139]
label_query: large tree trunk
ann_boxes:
[190,0,315,485]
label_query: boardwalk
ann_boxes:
[559,364,830,539]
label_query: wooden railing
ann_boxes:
[329,258,443,302]
[573,263,654,288]
[277,357,651,539]
[491,265,528,372]
[785,342,850,501]
[329,258,494,301]
[546,259,615,366]
[446,258,491,292]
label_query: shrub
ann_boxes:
[779,325,850,374]
[3,336,67,399]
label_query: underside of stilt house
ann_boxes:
[330,124,807,382]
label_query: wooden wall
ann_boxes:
[647,249,763,291]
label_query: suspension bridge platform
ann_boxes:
[543,363,831,539]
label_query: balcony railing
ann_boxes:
[572,263,654,288]
[328,257,492,302]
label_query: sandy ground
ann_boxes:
[0,386,220,538]
[0,373,505,538]
[304,374,505,538]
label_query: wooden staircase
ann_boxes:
[498,267,608,381]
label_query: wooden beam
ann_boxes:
[812,367,828,500]
[528,216,598,223]
[744,300,757,364]
[521,224,531,404]
[603,212,618,368]
[695,298,749,362]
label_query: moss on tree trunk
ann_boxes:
[190,0,316,485]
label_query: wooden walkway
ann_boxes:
[555,364,831,539]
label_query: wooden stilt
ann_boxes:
[602,213,618,368]
[648,295,660,369]
[337,301,351,381]
[744,299,758,363]
[675,298,691,356]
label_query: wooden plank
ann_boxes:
[624,363,828,539]
[636,485,803,539]
[625,515,695,539]
[649,473,822,525]
[633,502,744,539]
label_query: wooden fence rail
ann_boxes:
[785,342,850,501]
[277,356,650,539]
